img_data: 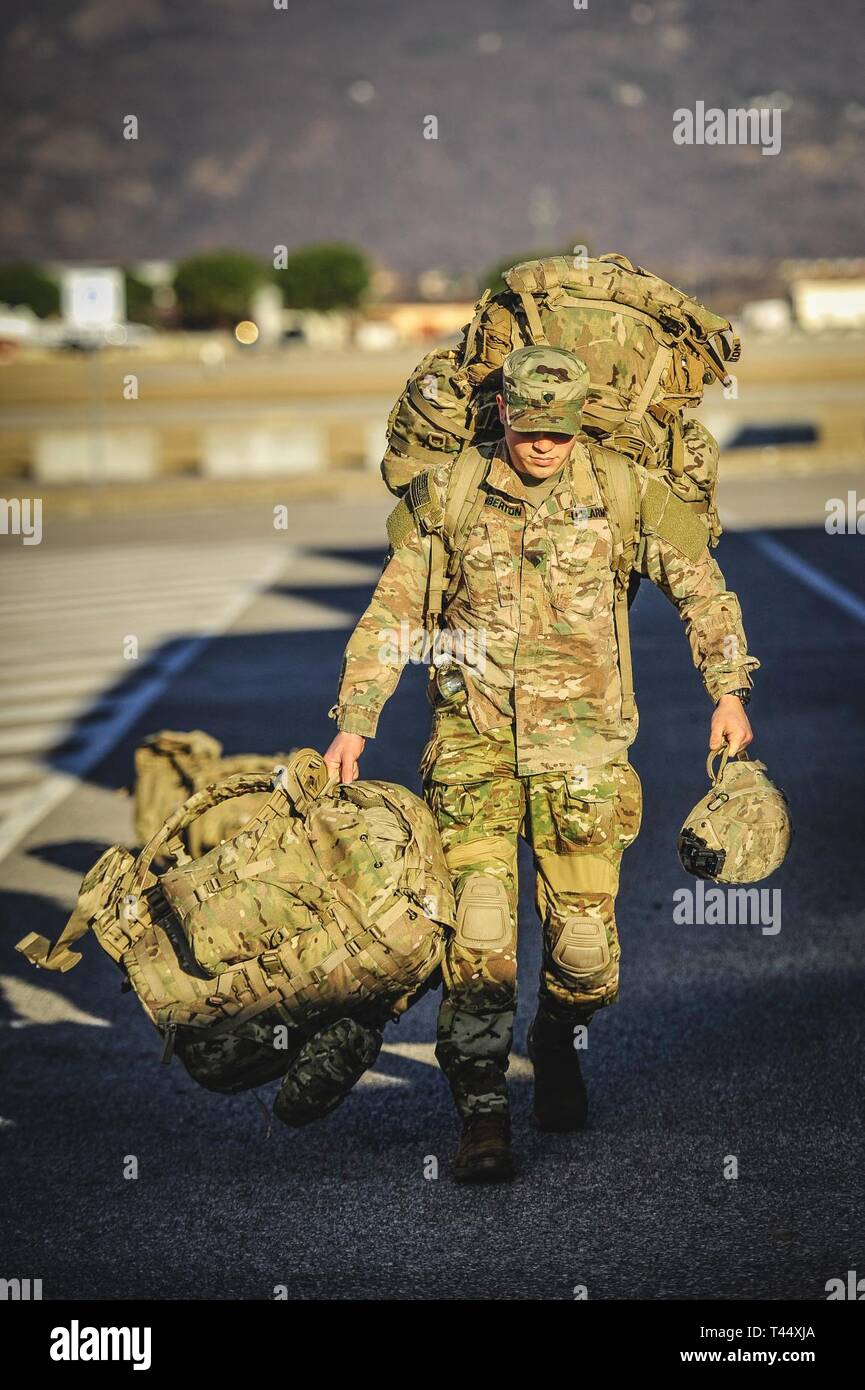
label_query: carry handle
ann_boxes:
[706,741,750,786]
[132,750,329,892]
[131,772,278,892]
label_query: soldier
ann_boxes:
[324,346,757,1182]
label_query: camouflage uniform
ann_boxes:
[330,348,758,1119]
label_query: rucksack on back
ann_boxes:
[381,251,738,546]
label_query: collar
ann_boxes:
[483,438,596,511]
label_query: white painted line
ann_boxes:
[0,787,43,815]
[0,540,290,568]
[0,725,89,757]
[0,697,112,728]
[0,674,118,701]
[0,757,45,787]
[0,975,112,1029]
[750,533,865,627]
[0,582,255,618]
[0,547,290,865]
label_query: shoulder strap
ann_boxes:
[459,288,492,367]
[590,444,641,574]
[589,445,641,721]
[422,448,491,629]
[446,447,491,550]
[16,845,135,973]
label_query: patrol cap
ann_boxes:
[502,346,590,435]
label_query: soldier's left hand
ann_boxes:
[710,694,754,757]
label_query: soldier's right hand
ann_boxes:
[323,732,366,783]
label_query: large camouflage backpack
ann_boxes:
[133,729,294,858]
[383,251,738,547]
[17,751,454,1123]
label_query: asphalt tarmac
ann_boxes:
[0,497,862,1301]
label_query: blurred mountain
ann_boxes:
[2,0,863,281]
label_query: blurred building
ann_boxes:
[361,301,473,347]
[791,279,865,333]
[740,299,793,336]
[784,258,865,333]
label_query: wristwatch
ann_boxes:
[720,687,751,706]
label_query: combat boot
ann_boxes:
[527,1007,589,1132]
[453,1113,515,1183]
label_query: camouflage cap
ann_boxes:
[502,346,590,435]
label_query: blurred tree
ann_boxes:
[124,270,156,324]
[275,243,371,312]
[0,263,60,318]
[173,251,270,328]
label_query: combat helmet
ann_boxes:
[678,743,792,884]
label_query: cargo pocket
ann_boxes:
[460,521,498,617]
[558,779,617,852]
[611,761,643,853]
[547,553,606,618]
[546,522,612,619]
[425,781,481,835]
[461,517,515,615]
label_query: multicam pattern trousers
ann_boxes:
[421,705,643,1118]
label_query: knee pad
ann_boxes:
[455,873,513,951]
[551,914,610,977]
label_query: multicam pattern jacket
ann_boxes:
[330,440,758,776]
